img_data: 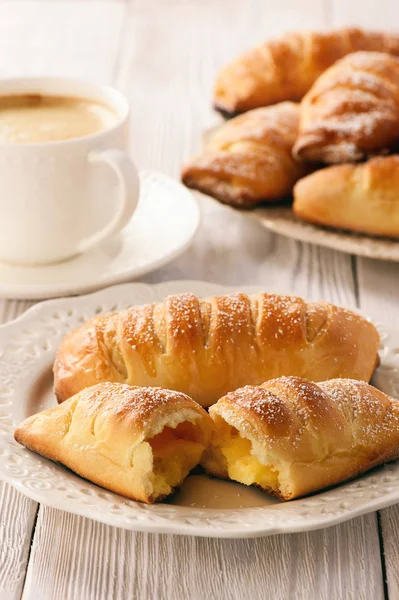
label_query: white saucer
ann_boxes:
[0,171,200,300]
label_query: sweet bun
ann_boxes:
[181,103,309,207]
[214,28,399,115]
[294,51,399,163]
[15,382,212,504]
[54,292,380,408]
[202,377,399,500]
[293,155,399,237]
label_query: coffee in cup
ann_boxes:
[0,77,140,266]
[0,94,119,144]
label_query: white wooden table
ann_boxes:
[0,1,398,598]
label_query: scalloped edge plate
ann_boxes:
[0,280,398,538]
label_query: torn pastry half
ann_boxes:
[202,376,399,500]
[14,382,212,504]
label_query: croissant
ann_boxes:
[54,292,380,408]
[202,377,399,500]
[14,382,212,504]
[293,51,399,163]
[214,28,399,116]
[181,103,309,207]
[293,155,399,237]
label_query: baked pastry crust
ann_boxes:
[181,103,309,207]
[293,155,399,237]
[294,51,399,163]
[202,377,399,500]
[54,292,380,408]
[214,28,399,115]
[14,382,212,504]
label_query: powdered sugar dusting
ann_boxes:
[320,378,399,444]
[272,376,335,419]
[123,304,160,351]
[117,292,362,356]
[256,294,305,343]
[222,376,399,456]
[300,51,399,158]
[227,385,287,422]
[81,382,195,427]
[211,293,252,344]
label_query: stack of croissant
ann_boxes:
[181,28,399,238]
[14,290,399,504]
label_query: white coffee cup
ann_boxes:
[0,77,140,265]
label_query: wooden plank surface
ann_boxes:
[0,0,397,599]
[0,484,37,600]
[23,510,384,600]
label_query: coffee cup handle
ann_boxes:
[76,149,140,254]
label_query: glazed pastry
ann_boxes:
[181,103,309,207]
[54,292,380,408]
[14,383,212,504]
[294,51,399,163]
[293,155,399,238]
[202,377,399,500]
[214,28,399,115]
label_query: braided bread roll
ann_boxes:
[294,51,399,163]
[15,383,212,504]
[202,377,399,500]
[293,155,399,237]
[54,292,380,408]
[181,103,309,207]
[214,28,399,116]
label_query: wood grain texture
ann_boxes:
[0,0,396,599]
[0,483,37,600]
[116,0,356,305]
[23,509,384,600]
[0,1,125,80]
[379,506,399,598]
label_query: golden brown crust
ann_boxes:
[293,155,399,237]
[15,382,212,504]
[294,52,399,163]
[54,292,380,408]
[181,103,310,207]
[203,377,399,500]
[214,28,399,115]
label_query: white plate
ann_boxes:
[251,205,399,262]
[0,171,200,300]
[0,280,398,538]
[200,192,399,262]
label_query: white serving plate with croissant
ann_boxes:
[182,28,399,261]
[1,280,399,538]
